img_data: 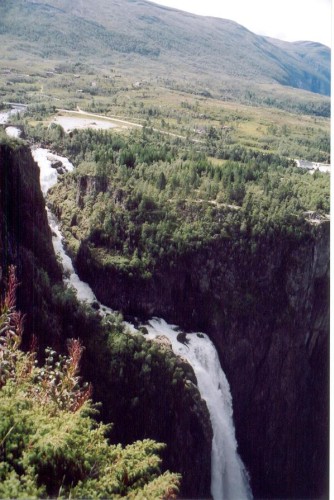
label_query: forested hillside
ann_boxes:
[44,127,329,271]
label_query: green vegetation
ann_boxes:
[0,267,180,499]
[0,1,330,497]
[0,0,330,103]
[44,127,329,277]
[8,82,330,164]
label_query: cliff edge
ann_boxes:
[75,218,329,498]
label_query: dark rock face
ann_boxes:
[104,342,213,498]
[76,223,329,499]
[0,143,62,345]
[76,175,107,209]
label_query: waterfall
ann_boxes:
[29,145,252,500]
[145,318,252,500]
[31,148,74,196]
[48,209,98,303]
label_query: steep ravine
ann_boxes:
[73,215,329,498]
[0,143,214,498]
[6,140,328,498]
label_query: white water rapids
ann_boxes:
[4,118,252,499]
[31,148,100,304]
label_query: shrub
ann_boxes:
[0,266,180,499]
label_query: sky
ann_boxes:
[149,0,332,47]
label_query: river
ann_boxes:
[4,118,252,500]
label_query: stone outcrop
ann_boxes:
[76,175,107,209]
[75,221,329,499]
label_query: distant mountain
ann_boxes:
[0,0,330,96]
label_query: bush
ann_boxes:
[0,267,180,499]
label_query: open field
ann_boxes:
[0,59,330,162]
[50,110,142,132]
[52,115,119,132]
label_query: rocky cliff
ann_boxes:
[75,219,329,498]
[0,142,63,347]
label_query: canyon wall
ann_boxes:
[76,219,329,498]
[0,143,62,347]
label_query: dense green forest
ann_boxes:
[38,126,330,277]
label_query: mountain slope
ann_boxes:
[0,0,330,96]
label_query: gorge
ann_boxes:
[1,131,329,497]
[0,0,330,495]
[0,124,329,498]
[47,130,329,498]
[32,143,252,499]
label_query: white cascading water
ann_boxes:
[4,119,252,499]
[5,126,22,139]
[145,318,252,500]
[31,147,100,304]
[47,209,98,303]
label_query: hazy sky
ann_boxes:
[149,0,332,47]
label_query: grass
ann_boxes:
[1,58,330,162]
